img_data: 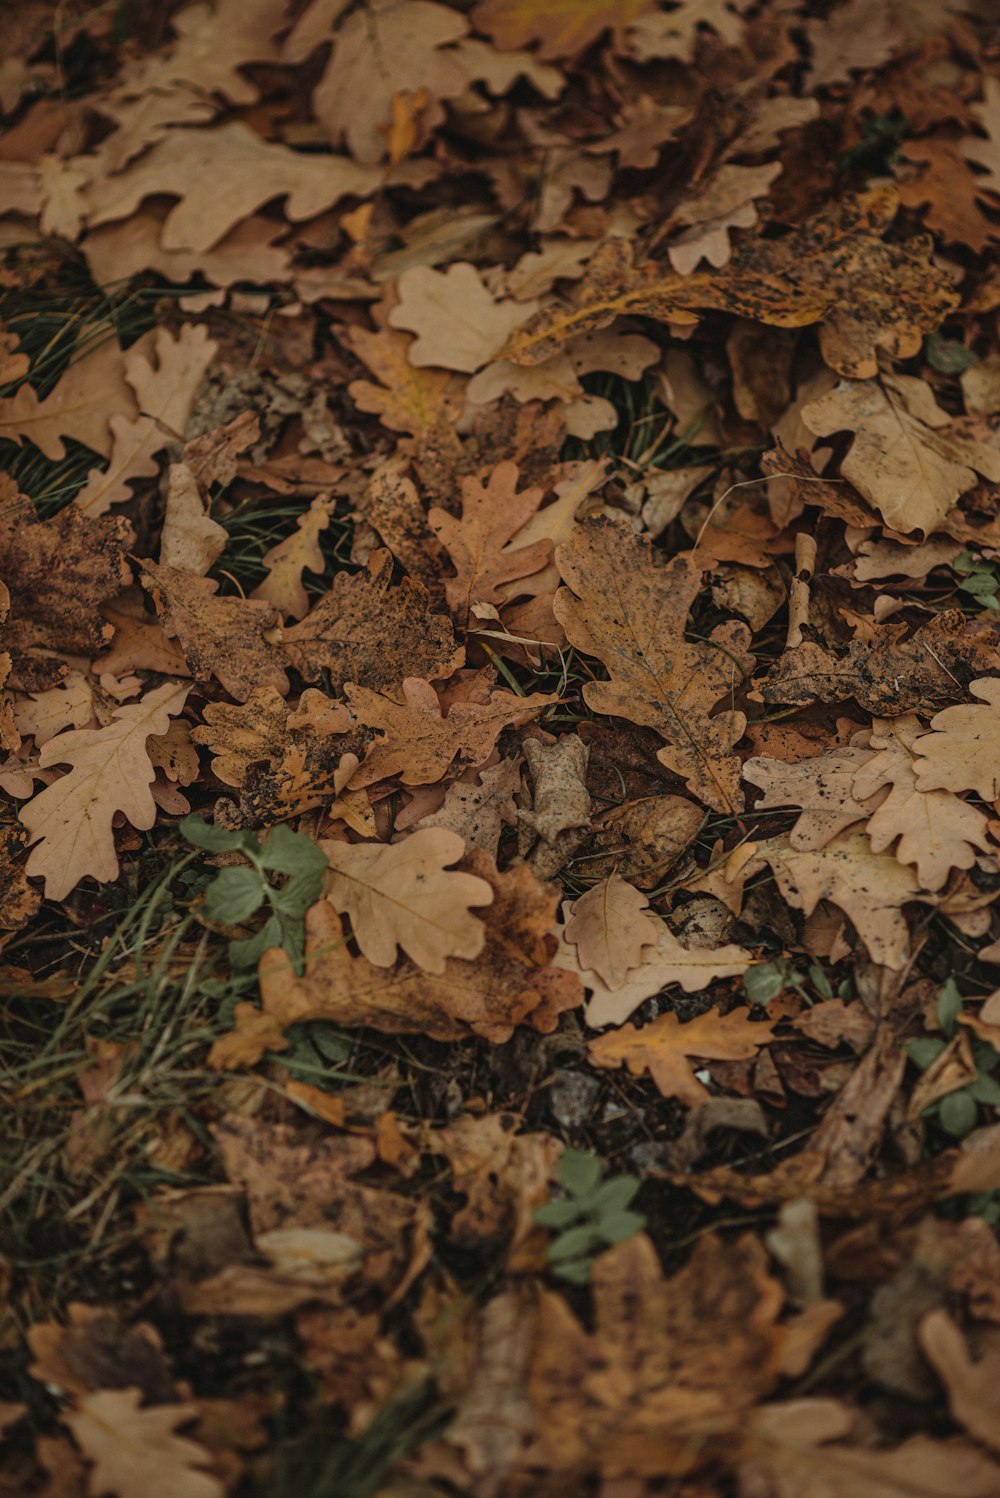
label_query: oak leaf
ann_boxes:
[727,832,920,970]
[961,77,1000,203]
[250,494,332,620]
[210,854,581,1060]
[626,0,748,61]
[20,681,188,900]
[159,463,227,575]
[667,162,783,275]
[281,548,463,695]
[557,914,752,1028]
[502,187,957,378]
[389,262,538,372]
[743,746,879,851]
[410,757,520,857]
[0,482,132,658]
[0,332,138,461]
[563,874,659,990]
[140,560,289,704]
[802,366,1000,534]
[918,1308,1000,1454]
[347,675,556,786]
[321,827,494,972]
[897,138,997,254]
[913,679,1000,800]
[852,717,991,890]
[554,519,753,812]
[739,1420,1000,1498]
[65,1388,222,1498]
[429,460,551,627]
[473,0,654,59]
[344,324,465,436]
[588,1005,774,1106]
[75,325,218,517]
[83,121,385,253]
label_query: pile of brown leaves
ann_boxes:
[5,0,1000,1493]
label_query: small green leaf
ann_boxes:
[599,1209,647,1245]
[969,1072,1000,1106]
[925,333,978,375]
[547,1224,602,1261]
[202,866,265,925]
[938,1088,979,1138]
[743,960,788,1007]
[937,979,963,1038]
[906,1037,947,1070]
[534,1199,583,1230]
[580,1176,640,1216]
[258,824,329,877]
[557,1149,603,1197]
[551,1257,592,1285]
[181,814,258,856]
[229,912,282,969]
[808,963,833,1001]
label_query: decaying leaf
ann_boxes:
[251,494,333,620]
[429,460,551,626]
[913,678,1000,800]
[563,873,659,990]
[588,1004,775,1106]
[65,1389,222,1498]
[555,519,753,811]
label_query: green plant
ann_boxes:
[743,957,852,1008]
[534,1149,646,1284]
[953,550,1000,611]
[180,816,327,971]
[906,979,1000,1137]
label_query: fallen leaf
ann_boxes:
[913,678,1000,799]
[412,757,520,856]
[65,1389,222,1498]
[0,333,138,461]
[802,366,1000,534]
[344,324,465,436]
[250,494,333,620]
[159,463,228,575]
[743,746,879,851]
[321,826,494,972]
[563,873,659,989]
[347,675,556,786]
[20,681,188,900]
[961,76,1000,203]
[472,0,655,59]
[554,518,753,811]
[428,460,551,627]
[588,1005,775,1106]
[389,261,537,371]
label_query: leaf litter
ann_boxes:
[5,2,1000,1495]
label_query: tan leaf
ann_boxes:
[0,333,138,461]
[210,855,581,1059]
[588,1005,774,1106]
[65,1388,222,1498]
[919,1309,1000,1454]
[250,494,332,620]
[429,460,551,627]
[20,681,188,900]
[502,187,957,378]
[75,324,218,517]
[897,138,998,254]
[159,463,227,576]
[83,122,386,253]
[626,0,748,61]
[347,675,556,786]
[281,548,463,694]
[473,0,654,59]
[582,793,704,888]
[727,832,920,970]
[802,367,1000,535]
[140,561,289,704]
[961,76,1000,202]
[852,716,991,890]
[740,1420,1000,1498]
[913,679,1000,800]
[557,914,752,1028]
[321,827,493,972]
[563,874,659,990]
[344,323,466,437]
[667,162,783,276]
[743,746,879,852]
[389,262,538,372]
[413,757,520,857]
[554,519,753,812]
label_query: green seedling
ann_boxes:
[953,551,1000,611]
[906,979,1000,1138]
[180,815,327,972]
[534,1148,646,1285]
[743,957,853,1008]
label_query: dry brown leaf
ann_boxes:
[344,324,465,436]
[65,1389,222,1498]
[140,560,289,704]
[802,367,1000,535]
[429,460,551,627]
[502,187,957,378]
[281,548,463,694]
[563,873,658,990]
[727,832,920,970]
[913,679,1000,800]
[0,332,138,461]
[518,734,591,847]
[210,854,580,1059]
[159,463,227,576]
[626,0,748,60]
[667,162,783,275]
[588,1005,774,1106]
[347,675,556,786]
[961,76,1000,203]
[321,827,493,972]
[473,0,654,59]
[20,681,188,900]
[412,757,520,856]
[743,746,879,851]
[581,793,704,887]
[919,1309,1000,1454]
[0,822,40,930]
[390,262,538,372]
[853,716,991,890]
[250,494,332,620]
[897,138,998,253]
[554,518,753,812]
[557,915,752,1028]
[83,121,385,254]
